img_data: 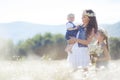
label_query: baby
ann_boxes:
[65,13,79,53]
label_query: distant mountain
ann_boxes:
[100,22,120,37]
[0,22,66,44]
[0,21,119,44]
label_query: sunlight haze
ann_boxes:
[0,0,120,25]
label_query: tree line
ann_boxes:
[0,33,120,60]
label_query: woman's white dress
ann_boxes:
[67,32,90,69]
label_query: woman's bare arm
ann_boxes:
[75,28,95,45]
[67,27,78,30]
[67,38,76,44]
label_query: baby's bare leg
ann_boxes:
[65,44,73,53]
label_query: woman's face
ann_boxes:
[82,15,90,25]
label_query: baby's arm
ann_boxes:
[67,24,81,30]
[67,27,78,30]
[66,23,78,31]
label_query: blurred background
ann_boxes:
[0,0,119,60]
[0,0,120,80]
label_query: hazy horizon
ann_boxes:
[0,21,120,44]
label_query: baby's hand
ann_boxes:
[76,25,81,29]
[76,24,80,27]
[74,27,78,30]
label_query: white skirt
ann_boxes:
[67,43,90,69]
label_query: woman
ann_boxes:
[67,9,98,71]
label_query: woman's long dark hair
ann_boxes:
[85,10,98,37]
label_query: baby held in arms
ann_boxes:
[65,13,79,53]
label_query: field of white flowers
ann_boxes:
[0,60,119,80]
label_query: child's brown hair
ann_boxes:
[97,28,109,51]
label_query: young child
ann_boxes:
[90,28,111,69]
[65,13,79,53]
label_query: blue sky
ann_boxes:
[0,0,120,25]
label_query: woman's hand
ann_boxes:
[70,37,77,42]
[70,37,91,45]
[68,37,77,44]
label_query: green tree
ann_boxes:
[109,37,120,59]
